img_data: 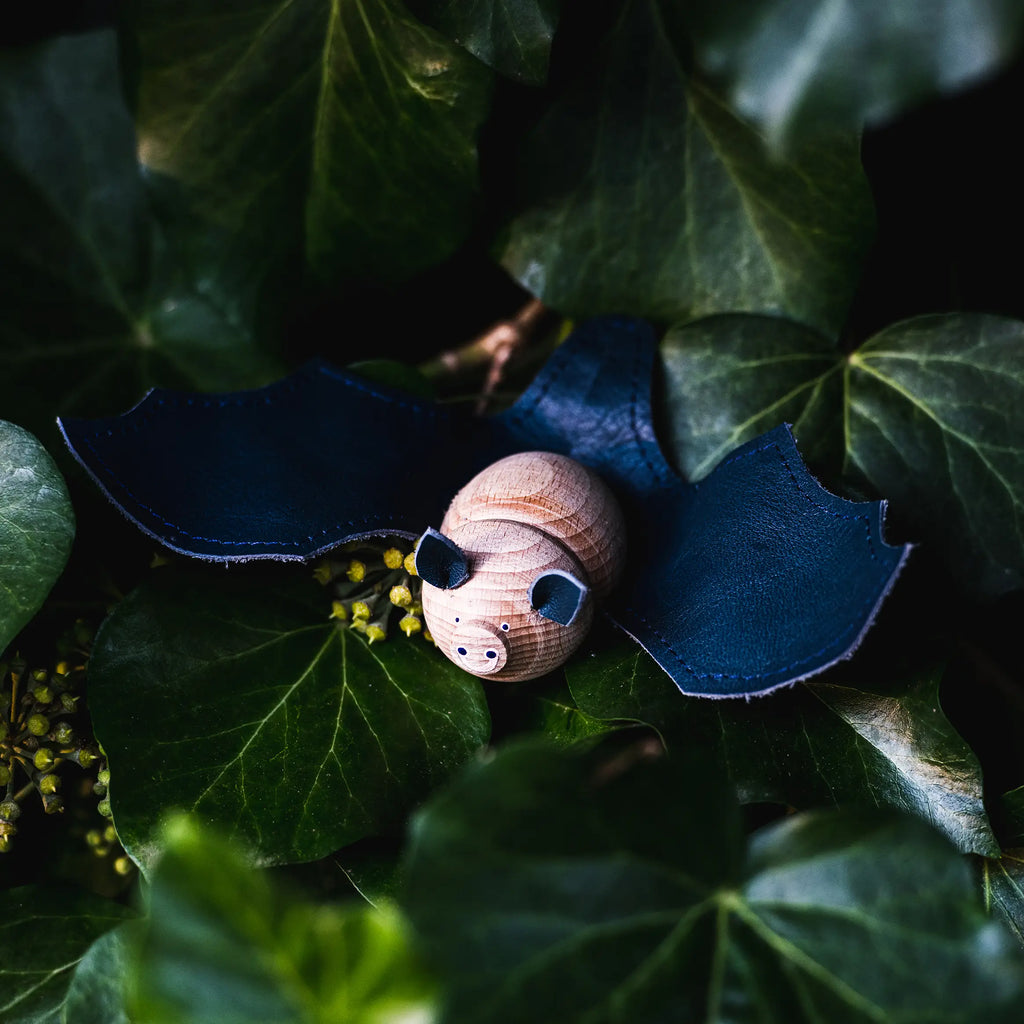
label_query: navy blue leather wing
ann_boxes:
[59,317,909,698]
[59,363,494,561]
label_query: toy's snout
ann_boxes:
[449,619,510,675]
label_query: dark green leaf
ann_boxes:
[685,0,1024,150]
[0,887,136,1024]
[982,852,1024,949]
[410,0,561,83]
[0,31,279,441]
[88,573,490,869]
[61,924,138,1024]
[404,742,1024,1023]
[659,311,1024,593]
[500,0,874,337]
[567,645,999,856]
[659,314,842,481]
[0,422,75,657]
[129,815,437,1024]
[131,0,493,303]
[846,313,1024,594]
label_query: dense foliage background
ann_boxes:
[3,0,1024,1020]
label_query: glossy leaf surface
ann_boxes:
[88,573,490,870]
[566,645,998,856]
[686,0,1024,149]
[660,314,842,481]
[404,742,1022,1022]
[500,0,874,336]
[132,0,493,303]
[411,0,561,83]
[129,816,437,1024]
[61,925,136,1024]
[847,313,1024,594]
[0,422,75,657]
[0,30,278,442]
[0,887,135,1023]
[661,311,1024,593]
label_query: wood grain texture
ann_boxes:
[441,452,625,595]
[421,452,627,682]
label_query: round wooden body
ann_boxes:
[421,452,626,682]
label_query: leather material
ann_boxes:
[59,316,909,698]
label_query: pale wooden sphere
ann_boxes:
[420,452,626,682]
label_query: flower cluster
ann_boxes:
[0,621,104,852]
[314,540,431,644]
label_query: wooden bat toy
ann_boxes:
[58,317,909,698]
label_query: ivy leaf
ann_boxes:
[88,573,490,870]
[128,815,437,1024]
[499,0,874,337]
[403,742,1023,1023]
[130,0,493,306]
[659,314,843,481]
[566,645,999,856]
[410,0,561,83]
[0,422,75,657]
[0,887,136,1024]
[846,313,1024,594]
[685,0,1024,151]
[61,925,137,1024]
[0,31,279,442]
[660,311,1024,593]
[982,852,1024,949]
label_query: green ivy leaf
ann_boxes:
[0,887,136,1024]
[409,0,561,83]
[982,852,1024,949]
[685,0,1024,151]
[61,925,137,1024]
[88,573,490,870]
[404,742,1024,1023]
[566,645,999,857]
[846,314,1024,594]
[660,311,1024,593]
[659,314,843,481]
[131,0,493,304]
[128,815,437,1024]
[499,0,874,337]
[0,422,75,657]
[0,31,279,442]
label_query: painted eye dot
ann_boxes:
[454,617,460,623]
[456,647,467,656]
[485,650,497,659]
[501,623,509,631]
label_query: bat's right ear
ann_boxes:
[414,528,469,589]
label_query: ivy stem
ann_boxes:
[418,299,559,413]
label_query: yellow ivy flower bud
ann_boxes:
[351,601,371,620]
[404,552,418,576]
[399,614,422,637]
[383,548,404,569]
[365,624,387,644]
[389,585,413,608]
[330,600,349,621]
[346,560,366,583]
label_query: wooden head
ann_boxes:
[416,452,626,682]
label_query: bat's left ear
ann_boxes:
[414,528,470,590]
[529,570,589,626]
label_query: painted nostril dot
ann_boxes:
[485,650,497,659]
[457,647,467,656]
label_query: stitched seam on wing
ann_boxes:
[623,588,875,681]
[83,427,407,548]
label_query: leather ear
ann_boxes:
[529,570,589,626]
[414,528,470,589]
